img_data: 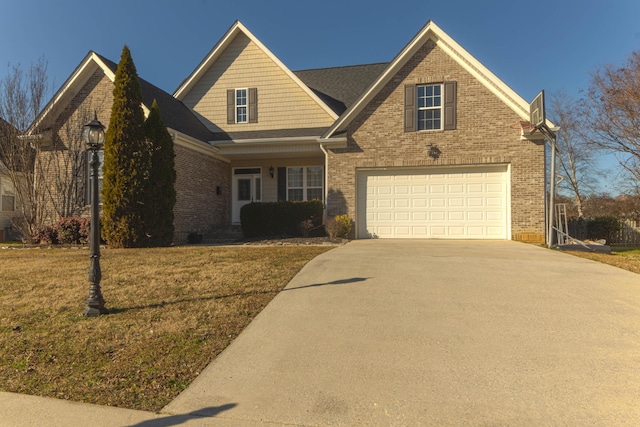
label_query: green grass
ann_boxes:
[564,245,640,275]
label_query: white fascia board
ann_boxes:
[212,137,326,155]
[169,128,229,163]
[28,52,109,135]
[324,21,538,138]
[173,21,241,100]
[213,135,321,145]
[173,21,338,120]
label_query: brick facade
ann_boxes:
[173,144,230,242]
[327,40,546,242]
[38,70,231,244]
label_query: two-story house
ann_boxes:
[26,20,546,243]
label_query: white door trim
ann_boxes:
[232,167,262,224]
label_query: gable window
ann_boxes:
[286,166,324,201]
[236,89,248,123]
[417,84,441,130]
[227,88,258,124]
[0,177,15,212]
[86,150,104,204]
[404,81,457,132]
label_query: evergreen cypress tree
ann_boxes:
[143,100,176,246]
[102,45,149,248]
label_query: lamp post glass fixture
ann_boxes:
[83,113,108,316]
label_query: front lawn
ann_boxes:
[0,245,332,411]
[563,246,640,275]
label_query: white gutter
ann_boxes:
[319,142,330,224]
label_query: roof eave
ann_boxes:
[27,52,115,135]
[173,21,338,121]
[323,20,535,139]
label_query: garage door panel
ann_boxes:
[358,166,508,239]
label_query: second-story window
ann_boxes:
[227,88,258,124]
[236,89,247,123]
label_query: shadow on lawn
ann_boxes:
[126,403,237,426]
[108,277,369,314]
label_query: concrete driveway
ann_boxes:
[164,240,640,426]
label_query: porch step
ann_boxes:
[204,226,243,243]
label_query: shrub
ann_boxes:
[56,216,91,244]
[30,216,103,245]
[326,214,352,239]
[33,225,58,244]
[240,201,323,238]
[586,216,622,244]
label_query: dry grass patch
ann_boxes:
[0,245,332,411]
[563,246,640,275]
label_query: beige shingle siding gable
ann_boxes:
[181,33,335,133]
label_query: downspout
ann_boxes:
[319,142,329,224]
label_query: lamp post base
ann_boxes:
[83,305,109,317]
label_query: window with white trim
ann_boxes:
[417,84,442,130]
[404,81,456,132]
[287,166,324,201]
[236,88,247,123]
[0,176,15,212]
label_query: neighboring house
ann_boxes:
[0,159,17,240]
[0,119,18,241]
[26,20,547,243]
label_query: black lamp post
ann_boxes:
[83,113,108,317]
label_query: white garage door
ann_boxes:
[357,166,509,239]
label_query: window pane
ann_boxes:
[1,195,15,211]
[254,178,261,202]
[236,106,247,123]
[236,89,247,105]
[288,167,303,187]
[288,189,303,201]
[307,167,323,187]
[307,188,323,201]
[238,178,251,201]
[418,110,442,130]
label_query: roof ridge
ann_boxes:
[294,62,390,73]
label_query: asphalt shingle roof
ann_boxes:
[97,54,215,142]
[97,55,389,141]
[294,62,390,115]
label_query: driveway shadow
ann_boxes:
[284,277,370,291]
[126,404,237,426]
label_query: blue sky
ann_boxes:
[1,0,639,192]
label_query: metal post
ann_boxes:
[547,132,557,248]
[83,149,108,316]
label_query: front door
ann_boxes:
[232,168,262,224]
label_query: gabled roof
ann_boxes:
[28,52,214,142]
[293,63,389,115]
[173,21,338,120]
[323,20,533,139]
[95,54,215,142]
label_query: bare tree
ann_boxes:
[43,107,94,218]
[583,51,640,182]
[548,91,599,218]
[0,59,51,240]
